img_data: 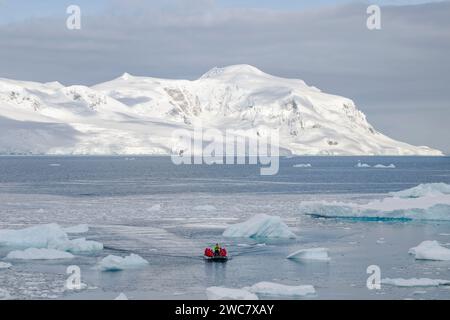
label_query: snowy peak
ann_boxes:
[0,66,443,156]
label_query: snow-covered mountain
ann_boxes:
[0,65,443,155]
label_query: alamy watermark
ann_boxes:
[367,5,381,30]
[66,5,81,30]
[171,123,280,176]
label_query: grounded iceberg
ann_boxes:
[223,214,296,239]
[0,224,103,254]
[382,278,450,287]
[206,287,258,300]
[98,254,149,271]
[6,248,74,260]
[408,240,450,261]
[243,282,316,297]
[287,248,330,261]
[303,183,450,221]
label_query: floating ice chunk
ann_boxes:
[223,214,296,239]
[115,293,128,300]
[0,224,69,249]
[356,162,370,168]
[0,288,11,300]
[0,262,12,269]
[98,254,149,271]
[51,238,103,254]
[293,163,312,168]
[391,183,450,198]
[6,248,74,260]
[243,282,316,297]
[374,164,396,169]
[63,224,89,234]
[408,240,450,261]
[193,205,217,212]
[206,287,258,300]
[382,278,450,287]
[147,204,161,212]
[287,248,330,261]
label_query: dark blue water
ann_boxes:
[0,156,449,196]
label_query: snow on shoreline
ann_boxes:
[223,214,296,239]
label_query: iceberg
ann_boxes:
[287,248,330,261]
[114,293,128,300]
[243,282,316,297]
[98,254,149,271]
[382,278,450,287]
[0,224,103,254]
[408,240,450,261]
[206,287,258,300]
[374,164,396,169]
[356,162,371,168]
[223,214,296,239]
[390,183,450,198]
[63,224,89,234]
[303,184,450,221]
[0,262,12,269]
[6,248,74,260]
[293,163,312,168]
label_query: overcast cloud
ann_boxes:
[0,0,449,153]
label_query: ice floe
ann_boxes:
[243,282,316,297]
[287,248,330,261]
[6,248,74,260]
[302,183,450,221]
[390,183,450,198]
[98,254,149,271]
[0,224,103,254]
[293,163,312,168]
[382,278,450,287]
[206,287,258,300]
[409,240,450,261]
[0,262,12,269]
[63,224,89,234]
[223,214,296,239]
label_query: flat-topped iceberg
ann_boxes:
[302,183,450,221]
[6,248,74,260]
[0,224,103,254]
[98,254,149,271]
[382,278,450,287]
[206,287,258,300]
[409,240,450,261]
[223,214,296,239]
[287,248,330,261]
[243,282,316,297]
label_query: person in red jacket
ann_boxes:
[220,247,227,257]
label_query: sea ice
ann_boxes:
[98,254,149,271]
[382,278,450,287]
[356,162,371,168]
[223,214,296,239]
[243,282,316,297]
[390,183,450,198]
[374,164,396,169]
[408,240,450,261]
[63,224,89,234]
[287,248,330,261]
[206,287,258,300]
[6,248,74,260]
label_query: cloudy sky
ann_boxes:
[0,0,449,153]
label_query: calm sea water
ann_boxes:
[0,156,449,300]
